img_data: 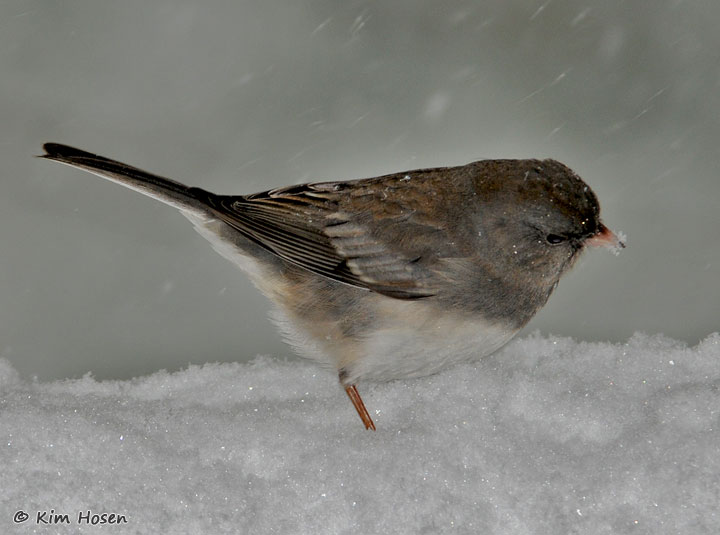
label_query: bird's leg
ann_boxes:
[344,384,376,431]
[339,370,376,431]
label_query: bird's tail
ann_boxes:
[40,143,212,216]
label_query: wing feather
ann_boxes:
[195,170,470,299]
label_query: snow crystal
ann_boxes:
[609,230,628,256]
[1,333,718,534]
[424,92,451,121]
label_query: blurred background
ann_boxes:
[2,0,718,381]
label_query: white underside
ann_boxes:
[269,296,517,384]
[183,211,518,383]
[346,300,516,383]
[181,211,268,282]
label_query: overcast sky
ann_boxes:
[2,0,718,380]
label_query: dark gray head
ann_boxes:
[462,159,621,322]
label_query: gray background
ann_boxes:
[2,0,718,381]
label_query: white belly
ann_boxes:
[182,210,517,384]
[272,294,517,384]
[348,299,517,382]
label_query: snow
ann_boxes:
[2,332,719,534]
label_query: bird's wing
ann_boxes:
[195,170,470,299]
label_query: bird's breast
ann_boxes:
[345,298,519,383]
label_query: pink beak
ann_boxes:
[586,223,625,250]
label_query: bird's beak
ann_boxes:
[586,223,625,250]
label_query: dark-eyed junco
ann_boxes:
[40,143,624,430]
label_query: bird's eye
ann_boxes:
[546,234,566,245]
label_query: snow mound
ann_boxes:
[1,332,719,534]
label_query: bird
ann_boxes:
[40,143,624,430]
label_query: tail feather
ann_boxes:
[40,143,212,215]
